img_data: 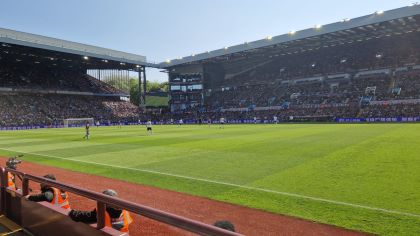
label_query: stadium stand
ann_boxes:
[2,6,420,129]
[155,6,420,123]
[0,94,140,127]
[0,66,122,94]
[0,26,147,128]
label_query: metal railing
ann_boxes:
[2,167,243,236]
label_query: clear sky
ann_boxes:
[0,0,415,82]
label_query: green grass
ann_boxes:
[0,124,419,235]
[145,95,168,107]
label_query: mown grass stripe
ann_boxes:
[0,147,418,219]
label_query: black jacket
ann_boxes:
[27,188,54,202]
[69,207,123,224]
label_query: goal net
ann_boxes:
[63,118,94,128]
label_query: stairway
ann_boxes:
[389,76,397,90]
[357,108,364,117]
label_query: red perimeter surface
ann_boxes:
[1,158,369,236]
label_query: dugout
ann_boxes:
[0,167,242,236]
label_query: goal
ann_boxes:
[63,118,94,128]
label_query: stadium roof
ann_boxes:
[0,27,156,68]
[159,4,420,68]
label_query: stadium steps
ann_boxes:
[357,108,363,117]
[0,215,32,236]
[390,76,397,90]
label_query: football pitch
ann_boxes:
[0,124,419,235]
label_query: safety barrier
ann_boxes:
[1,167,243,236]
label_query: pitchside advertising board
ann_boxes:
[336,117,420,122]
[0,122,138,131]
[1,117,420,131]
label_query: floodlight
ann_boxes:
[289,30,296,35]
[376,10,384,15]
[315,24,322,29]
[83,56,89,60]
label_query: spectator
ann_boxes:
[68,189,133,233]
[26,174,71,210]
[214,220,236,232]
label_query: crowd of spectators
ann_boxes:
[360,103,420,118]
[0,94,140,127]
[206,76,379,109]
[202,70,420,121]
[2,31,420,126]
[199,32,420,121]
[223,31,420,87]
[0,62,140,127]
[0,66,121,94]
[2,68,420,126]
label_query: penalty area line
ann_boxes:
[0,147,419,219]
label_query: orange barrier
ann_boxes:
[1,167,243,236]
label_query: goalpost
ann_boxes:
[63,118,94,128]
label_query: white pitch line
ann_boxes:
[0,147,419,219]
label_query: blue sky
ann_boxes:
[0,0,415,82]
